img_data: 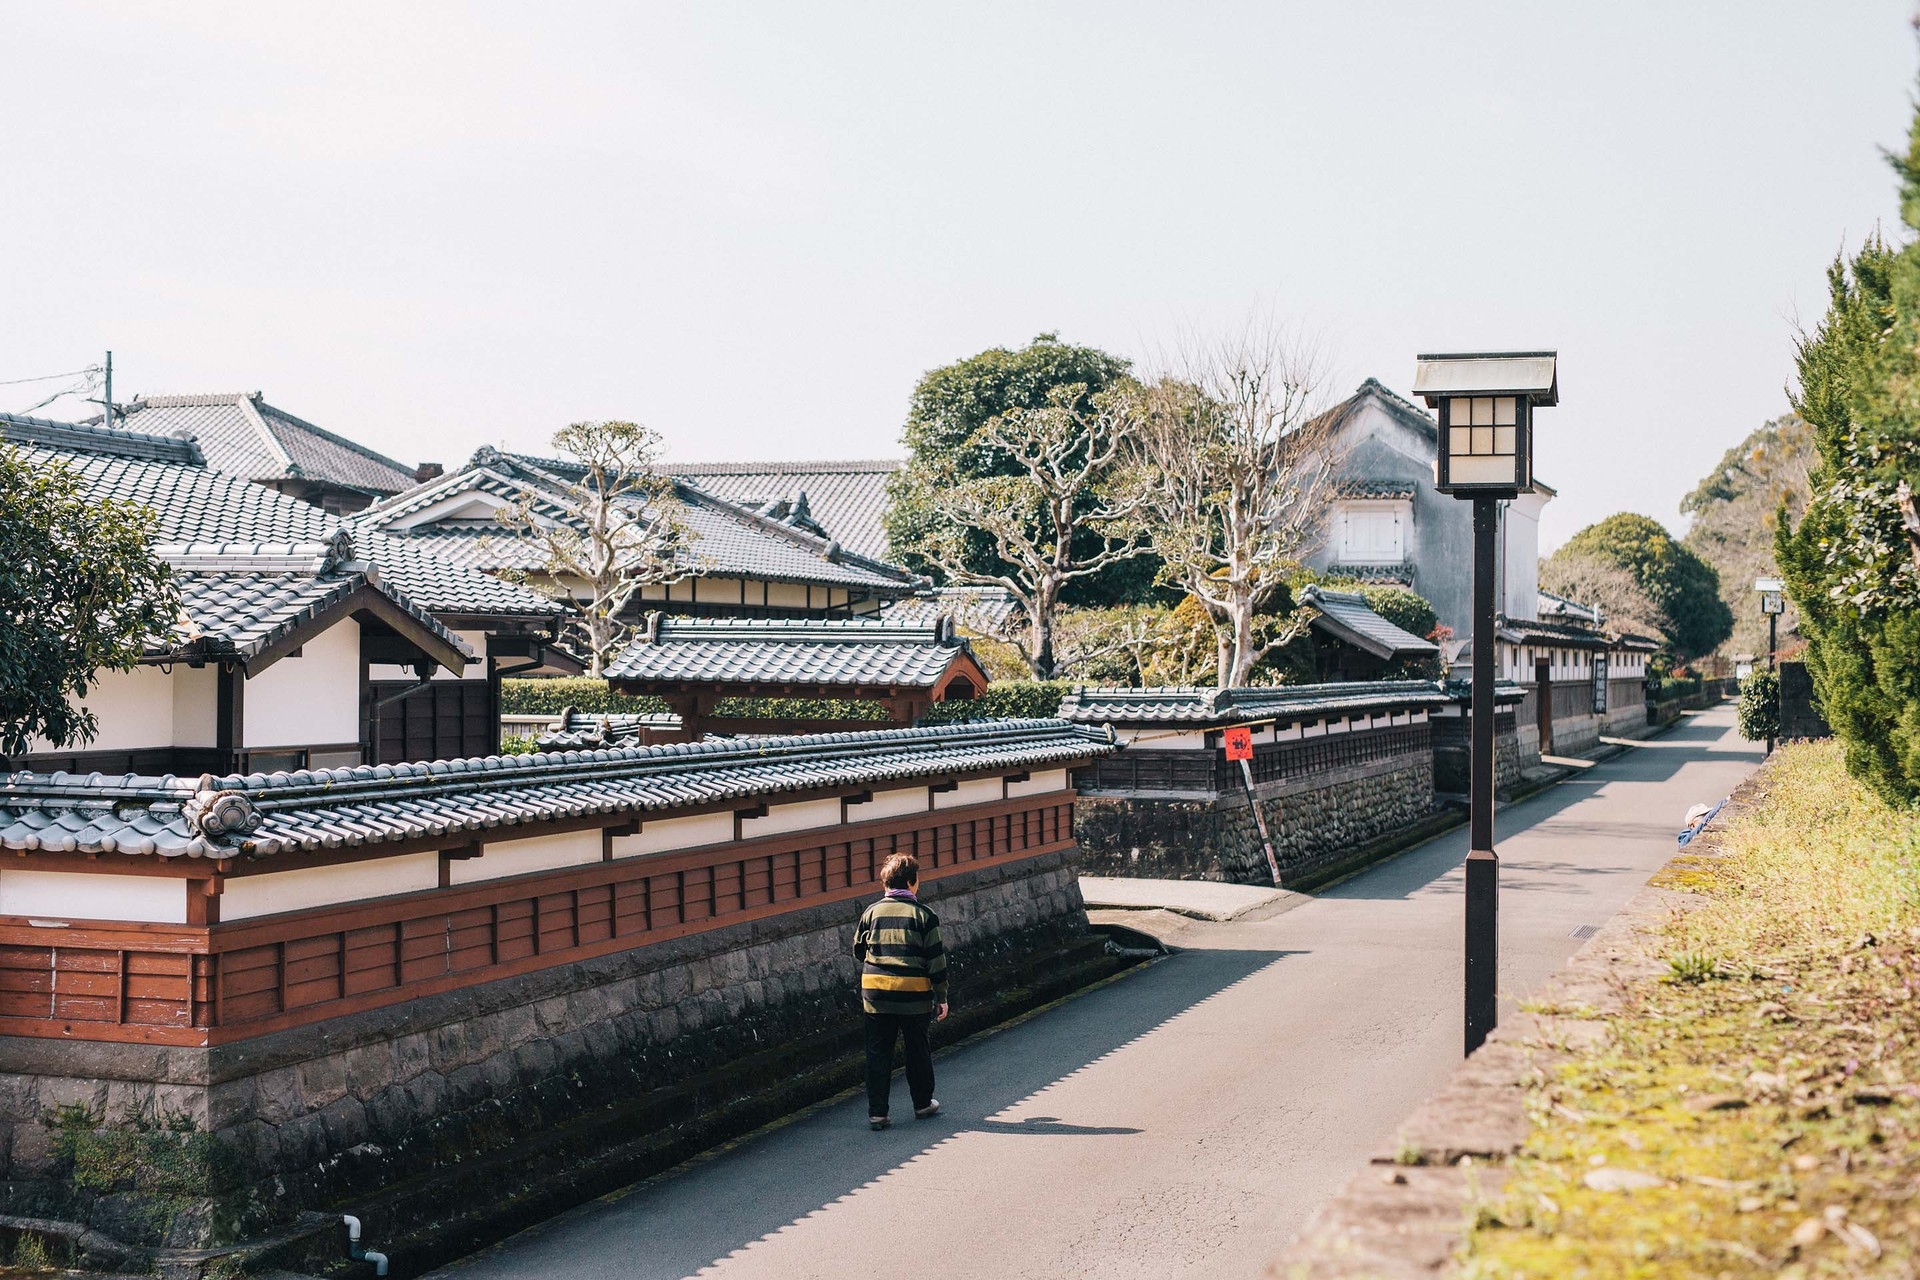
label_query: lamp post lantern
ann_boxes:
[1755,576,1785,754]
[1414,350,1557,1056]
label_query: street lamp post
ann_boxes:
[1414,351,1557,1056]
[1755,576,1785,754]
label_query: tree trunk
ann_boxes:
[1029,581,1058,680]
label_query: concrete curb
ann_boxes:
[1265,767,1762,1279]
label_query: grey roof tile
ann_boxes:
[604,616,973,689]
[110,393,420,495]
[0,720,1116,859]
[360,450,918,593]
[5,423,562,621]
[0,411,202,464]
[670,460,901,561]
[1301,585,1439,660]
[879,587,1022,637]
[1056,681,1452,727]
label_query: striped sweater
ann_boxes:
[853,892,948,1016]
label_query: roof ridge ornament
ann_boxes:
[184,790,260,841]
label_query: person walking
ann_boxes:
[853,853,948,1130]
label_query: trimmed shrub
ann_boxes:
[919,681,1072,724]
[500,678,888,722]
[1737,669,1780,742]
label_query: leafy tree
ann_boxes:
[1551,513,1732,658]
[1775,94,1920,803]
[887,334,1161,605]
[503,421,692,677]
[1736,669,1779,744]
[907,388,1148,677]
[1126,329,1341,686]
[0,446,178,757]
[1680,413,1815,658]
[1538,549,1669,643]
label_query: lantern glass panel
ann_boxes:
[1472,427,1493,454]
[1494,426,1516,454]
[1494,397,1516,425]
[1450,427,1471,455]
[1473,397,1493,426]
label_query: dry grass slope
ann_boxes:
[1459,740,1920,1278]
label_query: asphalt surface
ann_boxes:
[432,706,1760,1280]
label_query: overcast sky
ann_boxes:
[3,3,1912,551]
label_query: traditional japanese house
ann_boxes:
[2,412,573,769]
[1298,585,1442,680]
[575,614,990,742]
[100,391,434,516]
[1304,379,1555,639]
[670,459,902,562]
[353,447,920,621]
[1487,594,1661,756]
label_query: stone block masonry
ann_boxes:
[0,849,1111,1274]
[1076,745,1438,886]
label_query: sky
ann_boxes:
[2,3,1913,552]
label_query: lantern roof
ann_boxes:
[1412,352,1558,407]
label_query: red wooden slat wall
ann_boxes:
[0,792,1076,1047]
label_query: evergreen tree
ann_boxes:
[1776,94,1920,802]
[1553,513,1732,659]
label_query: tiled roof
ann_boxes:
[605,615,974,690]
[1536,589,1601,624]
[360,450,918,593]
[1055,680,1451,728]
[1497,615,1610,649]
[109,393,419,495]
[671,460,902,561]
[1441,677,1530,706]
[0,719,1117,860]
[1302,586,1439,660]
[1334,479,1418,500]
[534,711,683,750]
[879,586,1023,637]
[2,418,563,622]
[0,411,203,464]
[1324,562,1417,586]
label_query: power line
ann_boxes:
[0,365,102,387]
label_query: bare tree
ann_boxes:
[1126,328,1341,687]
[1539,550,1669,643]
[503,421,693,676]
[914,388,1148,678]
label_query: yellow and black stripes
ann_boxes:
[852,897,947,1016]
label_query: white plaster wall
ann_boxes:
[767,582,809,609]
[1118,729,1210,750]
[31,666,176,753]
[1007,769,1068,798]
[449,829,604,885]
[221,853,439,920]
[935,777,1003,810]
[1504,493,1546,620]
[0,871,186,924]
[171,664,218,748]
[740,797,843,839]
[846,787,929,821]
[610,812,735,858]
[245,619,361,747]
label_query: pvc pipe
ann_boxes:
[343,1215,389,1276]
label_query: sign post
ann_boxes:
[1225,726,1281,886]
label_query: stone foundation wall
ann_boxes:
[1434,714,1533,796]
[0,850,1096,1269]
[1075,749,1436,886]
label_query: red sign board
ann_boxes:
[1223,726,1254,761]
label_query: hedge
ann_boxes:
[500,678,889,722]
[918,681,1073,725]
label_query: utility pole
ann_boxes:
[102,351,113,430]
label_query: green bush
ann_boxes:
[1649,674,1702,704]
[500,678,888,722]
[919,680,1072,724]
[1737,669,1780,742]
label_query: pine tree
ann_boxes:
[1776,94,1920,803]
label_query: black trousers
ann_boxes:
[864,1012,934,1117]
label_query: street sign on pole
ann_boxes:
[1223,726,1254,761]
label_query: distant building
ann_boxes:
[355,447,919,621]
[103,391,435,515]
[1305,379,1553,637]
[1,411,570,770]
[670,460,901,562]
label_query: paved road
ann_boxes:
[433,706,1759,1280]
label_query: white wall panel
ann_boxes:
[1006,769,1068,798]
[935,777,1003,810]
[245,619,360,747]
[0,871,186,924]
[449,829,604,885]
[221,853,439,920]
[610,812,735,858]
[740,797,843,839]
[846,787,929,821]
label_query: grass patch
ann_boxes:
[1459,739,1920,1278]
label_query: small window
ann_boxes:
[1336,501,1407,564]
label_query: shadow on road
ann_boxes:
[434,946,1298,1279]
[1323,708,1759,903]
